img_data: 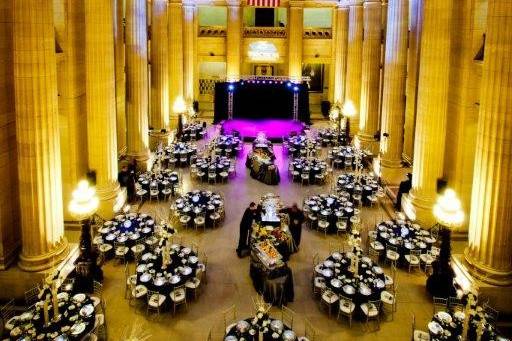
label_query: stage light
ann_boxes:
[293,86,299,92]
[241,81,244,85]
[228,84,235,91]
[286,82,292,87]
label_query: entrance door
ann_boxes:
[255,8,274,27]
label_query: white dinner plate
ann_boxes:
[72,293,86,303]
[71,322,86,335]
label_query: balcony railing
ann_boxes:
[303,28,332,39]
[243,27,287,39]
[198,26,227,37]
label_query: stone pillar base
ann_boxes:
[401,192,436,227]
[18,238,69,272]
[355,134,378,154]
[149,131,171,150]
[464,249,512,287]
[96,182,122,219]
[127,150,150,172]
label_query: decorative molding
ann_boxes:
[198,26,227,37]
[303,27,332,39]
[243,27,287,38]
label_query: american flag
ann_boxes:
[247,0,280,7]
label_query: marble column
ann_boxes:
[288,1,304,83]
[402,0,453,225]
[344,1,363,135]
[464,0,512,286]
[357,0,381,151]
[14,0,69,271]
[125,0,149,167]
[85,0,121,217]
[183,1,196,105]
[226,0,242,82]
[150,0,170,146]
[168,0,184,129]
[379,0,408,173]
[114,0,126,154]
[333,3,349,105]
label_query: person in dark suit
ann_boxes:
[237,202,259,257]
[281,203,305,248]
[118,164,134,202]
[396,173,412,210]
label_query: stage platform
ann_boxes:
[221,119,305,142]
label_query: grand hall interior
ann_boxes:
[0,0,511,340]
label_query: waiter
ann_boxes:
[236,202,259,257]
[282,203,305,248]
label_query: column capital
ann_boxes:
[348,0,364,6]
[289,0,305,9]
[337,1,350,9]
[226,0,242,7]
[182,0,196,8]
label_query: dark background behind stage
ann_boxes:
[213,81,310,123]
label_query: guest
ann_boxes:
[395,173,412,210]
[282,203,305,248]
[237,202,259,257]
[118,165,134,202]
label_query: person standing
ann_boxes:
[118,164,134,202]
[284,203,305,248]
[237,202,259,257]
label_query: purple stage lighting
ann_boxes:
[222,119,305,142]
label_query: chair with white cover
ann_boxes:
[411,313,430,341]
[93,280,106,313]
[337,295,355,327]
[320,287,339,318]
[149,182,159,202]
[405,249,421,272]
[135,183,148,204]
[147,290,166,316]
[194,212,206,231]
[161,182,172,201]
[381,290,397,320]
[114,241,129,264]
[335,216,348,236]
[419,250,435,274]
[124,262,137,299]
[360,299,381,331]
[317,217,329,236]
[301,171,310,186]
[223,305,238,334]
[432,297,448,314]
[180,215,191,230]
[306,213,318,230]
[185,268,203,300]
[386,244,400,267]
[385,263,397,292]
[170,284,187,315]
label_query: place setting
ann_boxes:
[289,157,328,185]
[170,190,225,230]
[303,193,357,234]
[191,155,233,184]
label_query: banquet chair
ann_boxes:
[210,209,222,228]
[411,313,430,341]
[149,183,160,202]
[180,155,189,167]
[228,161,237,177]
[124,263,137,299]
[419,250,435,274]
[0,299,15,329]
[385,263,397,292]
[337,295,355,327]
[448,297,464,312]
[93,280,106,313]
[405,250,421,272]
[114,241,129,263]
[219,170,229,183]
[301,172,310,186]
[194,213,206,231]
[223,305,238,334]
[381,290,397,321]
[315,172,326,185]
[147,290,166,317]
[208,170,217,184]
[320,287,339,318]
[385,245,400,267]
[185,268,203,300]
[336,217,348,237]
[317,217,330,236]
[135,183,148,204]
[180,215,191,230]
[161,182,172,201]
[360,299,382,331]
[369,248,381,265]
[281,306,295,329]
[298,318,316,341]
[170,284,188,314]
[307,213,318,230]
[333,158,343,169]
[432,297,448,314]
[483,302,499,323]
[24,285,41,308]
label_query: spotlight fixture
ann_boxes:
[228,84,235,91]
[293,86,299,92]
[287,82,292,87]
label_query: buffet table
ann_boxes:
[246,139,280,185]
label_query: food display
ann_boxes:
[253,240,283,269]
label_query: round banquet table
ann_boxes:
[137,170,180,198]
[214,134,242,157]
[172,190,224,228]
[3,289,98,341]
[318,128,348,146]
[303,194,356,233]
[328,146,372,170]
[224,313,301,341]
[180,122,206,142]
[94,213,155,259]
[287,135,321,158]
[135,241,204,299]
[428,308,501,341]
[336,173,381,207]
[314,248,389,317]
[192,156,231,182]
[374,219,436,262]
[290,157,327,184]
[246,154,280,186]
[156,142,197,168]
